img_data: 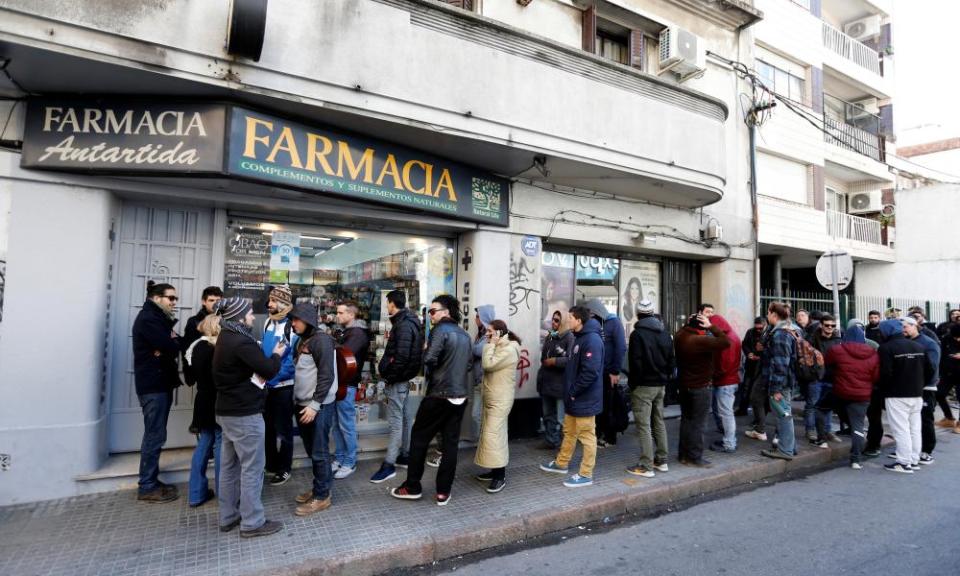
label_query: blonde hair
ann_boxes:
[199,314,222,340]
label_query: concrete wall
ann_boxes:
[0,151,117,504]
[855,184,960,301]
[480,0,581,48]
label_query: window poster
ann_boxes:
[619,260,661,338]
[540,251,576,342]
[269,231,301,272]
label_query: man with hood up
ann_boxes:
[539,310,575,450]
[710,315,742,454]
[825,325,878,469]
[583,298,627,447]
[540,305,604,487]
[261,284,298,487]
[878,318,931,473]
[472,305,497,440]
[625,300,675,478]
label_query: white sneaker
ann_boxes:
[851,462,863,470]
[334,465,355,479]
[744,430,768,441]
[331,461,341,473]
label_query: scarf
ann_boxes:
[269,303,292,322]
[223,319,258,343]
[184,335,216,366]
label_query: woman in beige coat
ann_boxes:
[474,319,521,493]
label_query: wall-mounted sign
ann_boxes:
[575,256,620,281]
[227,108,509,226]
[20,99,226,173]
[20,98,510,227]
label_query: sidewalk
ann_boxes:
[0,409,881,576]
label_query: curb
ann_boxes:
[271,439,862,576]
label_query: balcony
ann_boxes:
[825,209,882,245]
[822,22,882,75]
[822,93,885,162]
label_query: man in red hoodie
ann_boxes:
[710,315,742,453]
[824,325,878,469]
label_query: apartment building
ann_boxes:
[0,0,760,504]
[751,0,896,295]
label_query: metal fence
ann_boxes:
[759,289,957,326]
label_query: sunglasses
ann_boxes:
[163,295,179,302]
[428,308,445,316]
[822,324,836,328]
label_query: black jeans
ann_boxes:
[403,397,467,495]
[921,390,937,455]
[264,386,294,474]
[865,388,885,452]
[735,363,758,414]
[678,387,711,462]
[838,399,868,463]
[936,377,957,421]
[750,377,769,433]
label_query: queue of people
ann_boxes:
[130,279,960,538]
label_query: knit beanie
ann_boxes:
[217,297,252,322]
[269,284,293,307]
[636,299,655,316]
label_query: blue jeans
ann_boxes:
[300,403,336,499]
[714,385,738,450]
[770,389,797,456]
[333,387,358,468]
[137,391,173,494]
[188,428,221,504]
[541,395,564,448]
[804,381,833,438]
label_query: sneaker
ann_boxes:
[806,432,819,443]
[295,489,313,504]
[475,472,494,482]
[918,453,934,465]
[188,489,215,508]
[331,461,341,473]
[436,493,452,506]
[935,418,957,428]
[539,460,569,474]
[370,463,397,484]
[597,439,608,449]
[709,441,736,454]
[851,462,863,470]
[219,518,241,533]
[886,453,898,459]
[760,449,794,461]
[744,430,767,441]
[137,487,178,504]
[426,453,442,468]
[240,519,284,538]
[269,471,291,486]
[652,461,669,473]
[626,465,655,478]
[390,486,423,500]
[395,454,410,469]
[862,448,881,458]
[295,496,332,517]
[486,478,506,493]
[824,433,842,443]
[679,457,713,468]
[809,438,828,449]
[884,463,914,474]
[334,465,356,479]
[563,474,593,488]
[953,424,960,435]
[909,463,920,471]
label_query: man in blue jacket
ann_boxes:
[260,284,298,487]
[540,305,603,488]
[132,281,183,503]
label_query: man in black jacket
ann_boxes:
[132,281,183,503]
[370,290,424,483]
[181,286,223,387]
[331,300,370,479]
[213,297,284,537]
[625,300,675,478]
[878,319,932,473]
[538,310,574,450]
[735,317,765,416]
[805,314,842,446]
[391,295,471,506]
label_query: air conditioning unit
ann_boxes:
[849,190,882,214]
[846,97,876,121]
[844,15,881,42]
[658,26,705,80]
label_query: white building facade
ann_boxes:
[0,0,763,504]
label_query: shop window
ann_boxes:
[223,220,455,433]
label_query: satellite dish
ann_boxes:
[881,204,896,217]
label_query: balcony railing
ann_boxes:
[822,93,885,162]
[822,22,882,76]
[826,209,882,245]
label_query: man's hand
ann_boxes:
[697,314,712,330]
[772,392,783,402]
[299,407,317,424]
[272,341,287,357]
[543,358,556,368]
[609,374,620,387]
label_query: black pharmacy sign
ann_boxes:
[20,99,227,173]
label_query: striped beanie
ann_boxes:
[269,284,293,307]
[217,297,252,322]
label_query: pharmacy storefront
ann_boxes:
[2,97,510,501]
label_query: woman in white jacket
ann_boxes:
[474,319,521,493]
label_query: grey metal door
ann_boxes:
[109,204,213,452]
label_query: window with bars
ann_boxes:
[756,59,806,105]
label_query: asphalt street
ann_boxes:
[431,431,960,576]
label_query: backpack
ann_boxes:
[792,331,825,383]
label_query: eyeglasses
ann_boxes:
[822,324,836,328]
[163,295,179,303]
[428,308,444,316]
